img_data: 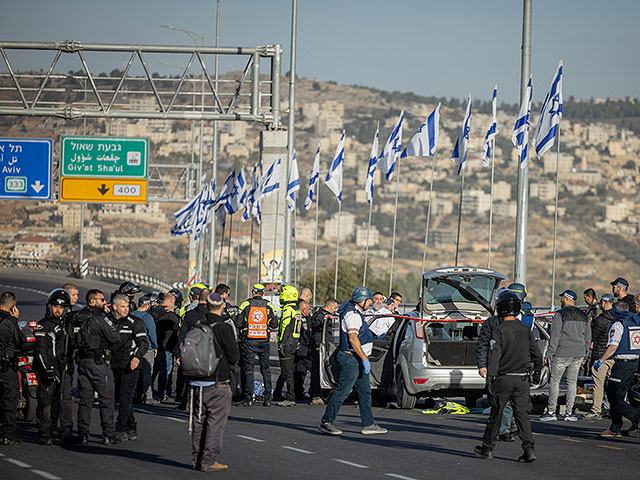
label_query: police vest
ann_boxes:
[613,312,640,356]
[245,298,270,340]
[339,303,374,353]
[278,304,302,344]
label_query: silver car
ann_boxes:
[320,266,549,409]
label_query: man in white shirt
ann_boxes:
[366,292,395,338]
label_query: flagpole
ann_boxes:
[550,125,561,309]
[234,216,241,305]
[257,220,262,290]
[488,139,496,269]
[271,190,280,287]
[334,201,341,299]
[216,219,225,284]
[293,207,298,286]
[363,199,373,285]
[225,214,233,285]
[247,219,254,295]
[389,162,401,296]
[455,168,466,266]
[312,181,319,306]
[421,153,437,275]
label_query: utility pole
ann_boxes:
[514,0,532,284]
[208,0,221,286]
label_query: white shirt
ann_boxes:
[366,306,395,337]
[606,321,639,360]
[342,308,373,356]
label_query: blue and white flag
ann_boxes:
[401,104,440,158]
[286,151,300,211]
[378,111,404,182]
[512,76,533,168]
[304,144,320,211]
[325,130,345,202]
[214,171,236,228]
[365,126,379,205]
[482,86,499,167]
[534,61,563,158]
[260,157,281,200]
[242,163,259,222]
[172,175,215,239]
[451,94,472,175]
[227,167,247,215]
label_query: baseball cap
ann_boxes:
[206,292,224,306]
[559,289,577,301]
[610,277,629,288]
[600,293,615,303]
[138,295,152,308]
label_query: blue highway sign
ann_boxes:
[0,138,52,200]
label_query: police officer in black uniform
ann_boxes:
[111,294,148,442]
[113,281,142,313]
[0,291,31,445]
[75,289,121,445]
[33,289,72,445]
[474,290,543,463]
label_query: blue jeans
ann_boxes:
[321,351,374,427]
[499,401,513,435]
[156,351,173,400]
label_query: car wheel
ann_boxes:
[396,372,416,409]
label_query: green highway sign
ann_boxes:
[61,136,148,178]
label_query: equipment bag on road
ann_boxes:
[180,323,219,378]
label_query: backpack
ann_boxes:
[180,322,219,379]
[75,311,100,351]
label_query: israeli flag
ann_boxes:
[215,171,236,209]
[286,151,300,211]
[365,126,379,205]
[325,130,345,202]
[401,103,440,158]
[451,94,472,175]
[227,167,247,215]
[304,144,320,211]
[260,157,282,200]
[534,61,563,158]
[482,86,499,167]
[172,175,211,237]
[242,163,259,222]
[512,76,533,168]
[378,111,404,182]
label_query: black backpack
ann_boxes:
[180,322,219,379]
[74,310,100,351]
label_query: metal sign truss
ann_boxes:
[0,40,282,127]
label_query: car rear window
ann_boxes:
[426,275,496,306]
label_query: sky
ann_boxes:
[1,0,639,104]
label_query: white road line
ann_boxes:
[4,458,32,468]
[0,284,49,296]
[31,470,62,480]
[164,416,187,423]
[236,434,265,443]
[386,474,418,480]
[333,458,369,469]
[282,446,315,454]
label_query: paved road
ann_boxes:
[1,269,638,480]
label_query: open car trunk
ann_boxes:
[422,319,482,367]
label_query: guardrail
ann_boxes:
[0,257,175,292]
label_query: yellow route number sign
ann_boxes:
[60,177,147,203]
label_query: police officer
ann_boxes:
[117,281,142,313]
[235,284,277,406]
[111,294,148,442]
[308,298,339,405]
[275,286,302,406]
[33,289,72,445]
[474,290,543,462]
[75,289,121,445]
[0,292,30,445]
[595,302,640,438]
[130,294,158,405]
[319,287,387,435]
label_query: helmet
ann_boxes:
[148,291,163,304]
[279,285,299,304]
[189,283,207,299]
[507,282,527,301]
[168,288,184,308]
[119,281,142,295]
[351,287,373,303]
[496,290,522,317]
[48,288,71,307]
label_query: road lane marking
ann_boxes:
[386,474,419,480]
[0,284,49,296]
[164,416,187,423]
[4,458,32,468]
[598,444,624,450]
[236,435,265,443]
[333,459,369,469]
[562,438,582,443]
[31,470,62,480]
[282,446,315,454]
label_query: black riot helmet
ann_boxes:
[496,290,522,317]
[148,291,163,305]
[168,288,184,309]
[119,281,142,296]
[48,288,71,307]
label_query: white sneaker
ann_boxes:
[539,413,557,422]
[564,414,578,422]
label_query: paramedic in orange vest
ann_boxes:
[235,284,277,407]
